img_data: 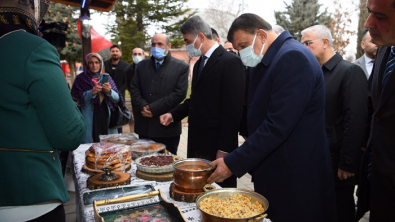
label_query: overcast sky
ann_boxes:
[90,0,359,57]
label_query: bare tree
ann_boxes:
[356,0,369,59]
[329,0,357,56]
[204,0,242,41]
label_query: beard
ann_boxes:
[111,55,120,61]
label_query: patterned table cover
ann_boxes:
[71,143,271,222]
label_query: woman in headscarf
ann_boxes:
[0,1,86,221]
[71,53,124,143]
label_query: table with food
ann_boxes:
[69,133,271,222]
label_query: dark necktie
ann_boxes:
[382,46,395,88]
[197,56,207,78]
[156,62,161,69]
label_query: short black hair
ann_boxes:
[110,44,121,51]
[211,28,219,39]
[227,13,272,43]
[361,28,369,40]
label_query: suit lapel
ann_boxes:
[195,46,223,86]
[376,47,395,111]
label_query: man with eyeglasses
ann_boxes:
[301,25,368,222]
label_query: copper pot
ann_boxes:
[196,188,269,222]
[173,158,214,193]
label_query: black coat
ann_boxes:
[224,31,336,222]
[171,45,245,160]
[104,59,131,95]
[357,46,395,222]
[131,52,189,137]
[322,53,368,186]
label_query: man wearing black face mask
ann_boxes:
[207,13,336,222]
[130,33,188,155]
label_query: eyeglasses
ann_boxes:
[301,39,322,46]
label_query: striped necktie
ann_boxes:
[382,46,395,88]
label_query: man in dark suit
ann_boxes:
[104,45,132,98]
[160,16,245,188]
[207,13,336,222]
[301,25,368,222]
[356,0,395,221]
[104,45,132,133]
[131,34,189,155]
[353,29,378,79]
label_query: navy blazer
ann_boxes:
[224,31,336,222]
[357,46,395,221]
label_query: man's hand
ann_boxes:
[141,105,153,117]
[207,158,233,184]
[160,113,173,126]
[216,150,228,159]
[337,169,355,181]
[101,82,112,94]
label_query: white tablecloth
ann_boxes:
[70,144,270,222]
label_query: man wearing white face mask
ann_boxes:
[207,13,336,222]
[127,47,145,95]
[160,16,245,188]
[131,34,189,155]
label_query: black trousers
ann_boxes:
[335,185,356,222]
[27,205,65,222]
[138,135,180,155]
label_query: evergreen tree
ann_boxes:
[44,2,81,84]
[107,0,195,64]
[356,0,369,59]
[275,0,332,40]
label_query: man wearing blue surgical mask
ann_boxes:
[160,16,245,188]
[207,13,336,222]
[131,33,189,155]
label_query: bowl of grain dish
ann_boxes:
[196,188,268,222]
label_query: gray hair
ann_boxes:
[272,25,285,34]
[301,25,333,46]
[180,16,213,39]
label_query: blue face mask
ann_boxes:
[239,34,265,67]
[151,47,166,60]
[186,35,202,57]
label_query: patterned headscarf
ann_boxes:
[0,0,49,36]
[71,53,124,110]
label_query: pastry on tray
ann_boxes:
[85,142,132,171]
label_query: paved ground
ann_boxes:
[64,122,253,222]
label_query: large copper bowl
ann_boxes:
[173,158,214,193]
[196,188,269,222]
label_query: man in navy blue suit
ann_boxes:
[208,13,336,222]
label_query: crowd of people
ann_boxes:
[1,0,395,221]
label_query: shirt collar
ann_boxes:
[204,42,219,59]
[363,54,374,64]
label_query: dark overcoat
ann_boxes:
[104,59,131,95]
[131,52,189,137]
[322,53,368,186]
[224,31,336,222]
[171,45,245,160]
[357,46,395,222]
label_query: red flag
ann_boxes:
[77,19,113,53]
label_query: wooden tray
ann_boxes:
[82,163,131,174]
[87,171,131,190]
[136,170,173,182]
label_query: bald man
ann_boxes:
[131,34,189,154]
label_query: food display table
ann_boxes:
[71,144,271,222]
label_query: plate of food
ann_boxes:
[135,153,182,174]
[130,140,166,159]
